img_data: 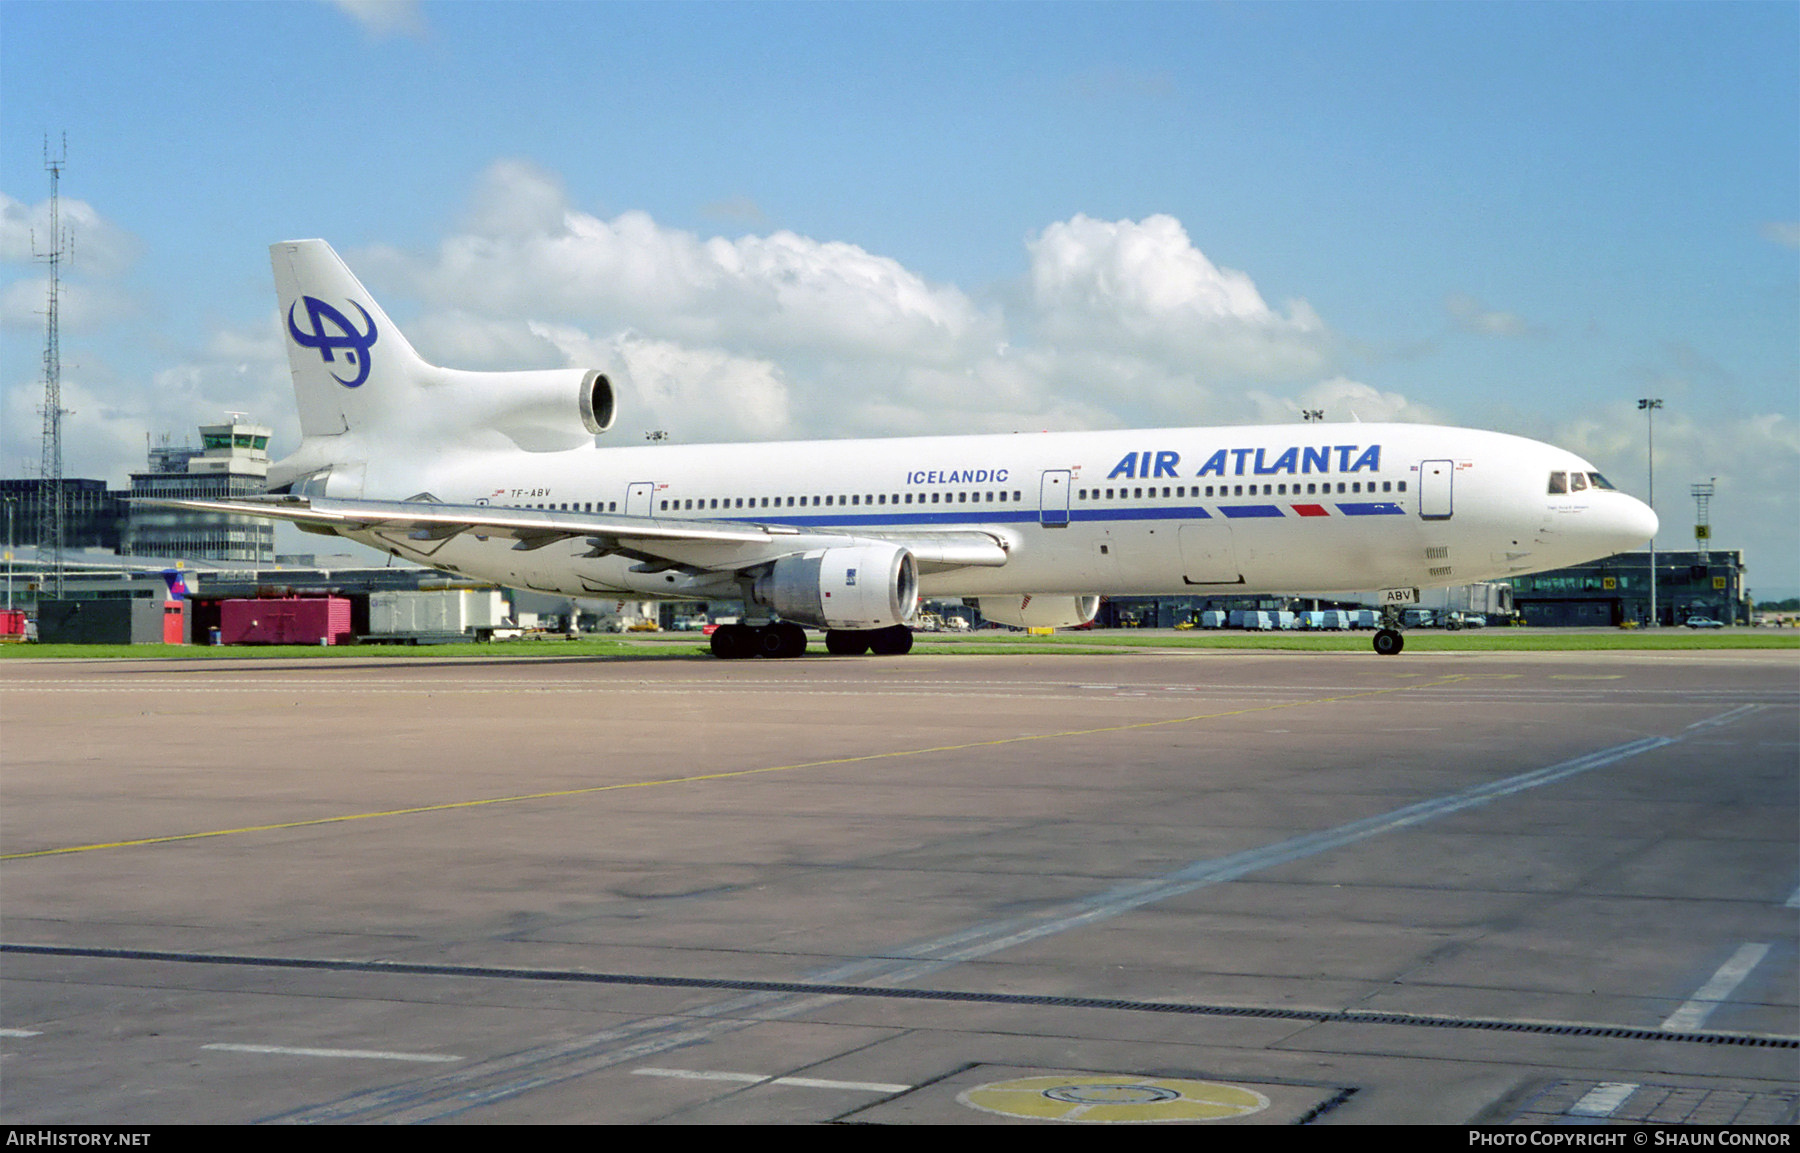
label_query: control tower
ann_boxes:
[127,416,274,562]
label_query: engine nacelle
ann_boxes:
[754,544,918,630]
[436,367,615,452]
[977,594,1101,629]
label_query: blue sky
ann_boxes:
[3,1,1796,594]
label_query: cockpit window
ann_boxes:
[1589,473,1616,490]
[1570,472,1588,491]
[1548,471,1568,494]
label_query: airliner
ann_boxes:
[159,240,1658,658]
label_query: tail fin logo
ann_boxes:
[287,296,379,388]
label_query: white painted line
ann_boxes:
[1569,1082,1638,1117]
[773,1075,913,1093]
[203,1042,462,1063]
[633,1066,910,1094]
[0,1028,43,1038]
[1785,884,1799,909]
[634,1067,762,1084]
[1660,943,1772,1032]
[1683,704,1760,732]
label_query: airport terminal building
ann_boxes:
[1507,549,1748,627]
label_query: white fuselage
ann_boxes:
[324,421,1657,603]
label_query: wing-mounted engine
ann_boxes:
[976,594,1101,629]
[752,543,918,630]
[434,367,615,452]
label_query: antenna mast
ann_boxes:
[35,135,70,598]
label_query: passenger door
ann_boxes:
[1419,460,1454,520]
[1038,470,1071,527]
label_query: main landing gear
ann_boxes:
[709,621,807,660]
[824,625,914,656]
[708,622,915,659]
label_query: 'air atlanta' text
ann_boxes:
[1107,445,1383,480]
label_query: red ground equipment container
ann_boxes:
[220,597,353,645]
[0,609,27,640]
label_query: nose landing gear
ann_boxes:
[1372,605,1406,656]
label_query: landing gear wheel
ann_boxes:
[867,624,914,655]
[1373,628,1405,656]
[710,623,757,659]
[825,629,870,656]
[755,622,808,659]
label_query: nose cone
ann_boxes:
[1600,496,1660,555]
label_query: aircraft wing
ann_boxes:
[139,494,1009,572]
[849,529,1009,572]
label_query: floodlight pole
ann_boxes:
[1638,398,1662,625]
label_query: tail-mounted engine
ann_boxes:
[433,367,614,452]
[753,544,918,631]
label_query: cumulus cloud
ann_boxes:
[1026,214,1330,380]
[0,276,140,333]
[1445,292,1532,338]
[1760,222,1800,249]
[0,191,141,276]
[1246,376,1444,426]
[529,321,792,442]
[1,194,144,337]
[341,163,1394,446]
[329,0,427,40]
[375,160,997,366]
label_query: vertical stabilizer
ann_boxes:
[271,240,430,438]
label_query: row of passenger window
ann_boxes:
[1080,480,1405,500]
[512,478,1406,516]
[505,493,1028,513]
[659,490,1025,512]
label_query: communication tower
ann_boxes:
[35,135,71,598]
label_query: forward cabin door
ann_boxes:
[1419,460,1454,520]
[1039,470,1071,527]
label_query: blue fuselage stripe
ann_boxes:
[693,499,1409,530]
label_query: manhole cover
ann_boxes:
[959,1074,1271,1123]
